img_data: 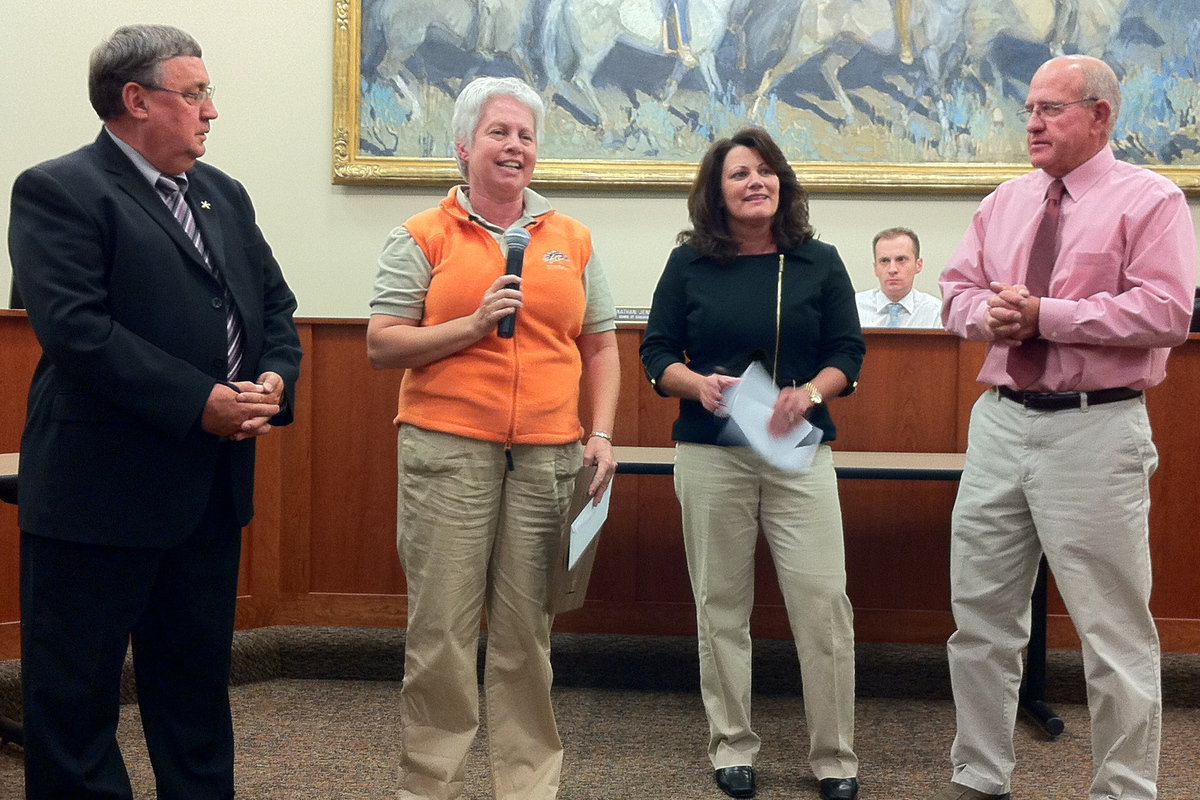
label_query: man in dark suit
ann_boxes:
[7,24,302,800]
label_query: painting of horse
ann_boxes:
[336,0,1200,191]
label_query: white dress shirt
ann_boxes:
[855,287,943,328]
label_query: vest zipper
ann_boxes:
[505,236,520,470]
[506,343,520,470]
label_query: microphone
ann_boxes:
[497,226,531,338]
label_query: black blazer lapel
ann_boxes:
[93,132,214,278]
[186,171,251,327]
[184,178,227,272]
[185,169,261,372]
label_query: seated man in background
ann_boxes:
[855,227,942,328]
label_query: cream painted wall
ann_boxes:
[2,1,1197,318]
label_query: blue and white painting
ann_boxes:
[352,0,1200,180]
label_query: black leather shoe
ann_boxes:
[819,776,859,800]
[715,766,756,798]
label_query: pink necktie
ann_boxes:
[1006,179,1065,389]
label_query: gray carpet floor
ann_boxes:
[2,628,1198,799]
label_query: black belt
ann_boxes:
[997,385,1142,411]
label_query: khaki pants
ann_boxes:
[674,443,858,780]
[948,391,1161,800]
[395,425,582,800]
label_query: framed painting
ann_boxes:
[332,0,1200,193]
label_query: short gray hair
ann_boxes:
[1042,55,1122,136]
[89,24,202,121]
[1077,58,1122,136]
[451,77,544,178]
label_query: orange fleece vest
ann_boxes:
[396,189,593,445]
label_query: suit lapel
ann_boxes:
[93,132,214,279]
[91,132,256,364]
[187,170,256,342]
[184,173,228,273]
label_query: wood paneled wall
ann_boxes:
[2,312,1199,659]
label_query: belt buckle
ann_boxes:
[1020,390,1047,409]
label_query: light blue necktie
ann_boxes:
[886,302,903,327]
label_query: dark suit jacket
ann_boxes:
[8,130,302,548]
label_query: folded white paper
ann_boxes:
[568,482,611,569]
[722,361,822,472]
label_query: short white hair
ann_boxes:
[1042,55,1122,136]
[1078,58,1122,136]
[451,77,545,178]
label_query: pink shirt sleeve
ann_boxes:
[1038,186,1195,348]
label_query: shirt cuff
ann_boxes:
[1036,297,1071,342]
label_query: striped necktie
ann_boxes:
[1006,178,1066,389]
[156,175,244,381]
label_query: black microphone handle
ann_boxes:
[497,248,524,338]
[497,309,517,338]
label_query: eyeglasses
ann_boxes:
[1018,97,1097,120]
[141,84,216,106]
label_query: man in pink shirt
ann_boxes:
[934,55,1196,800]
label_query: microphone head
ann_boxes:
[503,226,531,252]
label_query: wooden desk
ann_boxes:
[2,322,1194,669]
[0,453,19,747]
[615,447,965,479]
[0,452,17,505]
[613,445,1064,738]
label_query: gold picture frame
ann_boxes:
[333,1,1200,194]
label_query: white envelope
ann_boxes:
[721,361,822,472]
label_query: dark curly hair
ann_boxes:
[678,127,814,263]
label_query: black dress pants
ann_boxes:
[20,469,242,800]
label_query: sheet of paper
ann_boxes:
[569,481,611,569]
[723,361,822,472]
